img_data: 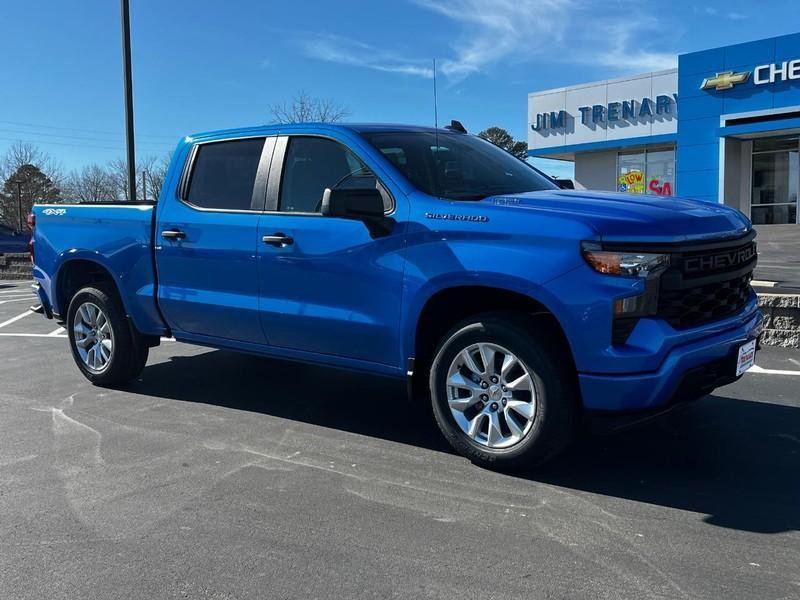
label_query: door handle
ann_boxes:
[161,229,186,240]
[262,233,294,247]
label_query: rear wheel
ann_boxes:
[66,285,148,386]
[429,312,578,470]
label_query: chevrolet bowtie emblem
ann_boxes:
[700,71,750,91]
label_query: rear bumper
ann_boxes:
[31,281,54,319]
[578,306,763,412]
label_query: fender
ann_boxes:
[399,269,579,368]
[53,250,165,335]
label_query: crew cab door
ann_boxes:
[155,136,274,343]
[256,134,407,367]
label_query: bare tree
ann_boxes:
[143,153,171,201]
[0,141,64,188]
[106,157,135,201]
[0,164,61,230]
[268,90,349,124]
[0,141,65,192]
[64,164,115,203]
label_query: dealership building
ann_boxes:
[528,32,800,225]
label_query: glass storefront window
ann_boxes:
[617,148,675,196]
[618,153,645,194]
[751,137,799,225]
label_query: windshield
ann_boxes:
[362,131,558,201]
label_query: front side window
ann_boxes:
[362,131,557,201]
[280,137,380,213]
[186,138,264,210]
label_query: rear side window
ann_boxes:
[186,138,264,210]
[280,137,370,213]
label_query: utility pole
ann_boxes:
[10,179,23,233]
[120,0,137,203]
[141,170,147,202]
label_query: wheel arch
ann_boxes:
[55,256,123,318]
[408,284,577,398]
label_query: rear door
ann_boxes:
[155,136,274,343]
[256,134,408,367]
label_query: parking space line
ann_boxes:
[0,331,176,341]
[0,332,67,338]
[0,297,34,305]
[0,310,33,329]
[749,365,800,377]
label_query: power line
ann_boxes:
[0,135,172,153]
[0,119,179,140]
[0,128,175,149]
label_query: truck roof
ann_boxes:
[188,122,459,141]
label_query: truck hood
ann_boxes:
[485,190,751,243]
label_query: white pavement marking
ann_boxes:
[748,365,800,376]
[0,333,67,338]
[0,297,34,305]
[0,310,33,329]
[0,331,176,341]
[751,280,778,288]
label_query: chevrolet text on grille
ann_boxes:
[683,244,757,274]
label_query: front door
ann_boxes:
[256,135,407,367]
[156,136,273,343]
[751,136,799,224]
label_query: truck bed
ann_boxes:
[31,202,166,336]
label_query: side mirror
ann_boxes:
[321,187,394,237]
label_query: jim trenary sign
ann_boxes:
[532,94,677,131]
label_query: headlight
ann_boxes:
[581,242,670,278]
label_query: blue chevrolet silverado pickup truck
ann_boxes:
[30,122,763,468]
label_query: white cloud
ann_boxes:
[581,24,678,72]
[412,0,573,79]
[299,0,680,80]
[301,34,434,78]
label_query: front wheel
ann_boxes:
[66,285,148,386]
[429,313,578,470]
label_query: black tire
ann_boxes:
[429,312,578,470]
[66,284,149,386]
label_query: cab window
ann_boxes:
[185,138,264,210]
[280,137,388,213]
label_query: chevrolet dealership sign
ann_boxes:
[527,70,678,154]
[701,58,800,91]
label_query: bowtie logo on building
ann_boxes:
[700,71,750,91]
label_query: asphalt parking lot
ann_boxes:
[1,280,799,600]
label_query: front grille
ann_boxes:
[679,240,757,279]
[658,272,753,329]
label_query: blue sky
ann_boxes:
[1,0,797,180]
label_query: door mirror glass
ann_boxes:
[321,187,385,219]
[321,187,393,237]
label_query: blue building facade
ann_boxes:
[528,32,800,225]
[677,33,800,223]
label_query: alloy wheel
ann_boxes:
[445,342,537,449]
[73,302,114,372]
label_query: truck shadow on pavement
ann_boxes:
[132,349,800,535]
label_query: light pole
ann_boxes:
[9,179,23,233]
[120,0,137,203]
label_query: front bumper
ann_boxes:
[578,305,763,412]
